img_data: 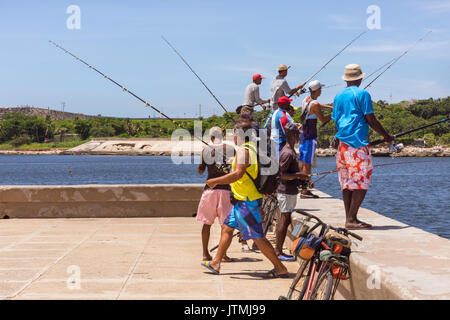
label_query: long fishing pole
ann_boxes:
[294,58,396,100]
[49,40,211,147]
[289,30,368,98]
[364,30,432,90]
[311,159,441,177]
[161,36,234,118]
[370,113,449,146]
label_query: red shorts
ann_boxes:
[336,142,373,190]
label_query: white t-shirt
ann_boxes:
[270,75,292,110]
[243,83,266,106]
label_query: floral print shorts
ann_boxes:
[336,142,373,190]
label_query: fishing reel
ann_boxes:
[389,141,404,153]
[216,162,232,174]
[388,141,404,159]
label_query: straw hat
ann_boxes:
[277,64,289,72]
[342,64,365,81]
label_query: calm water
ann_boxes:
[0,155,449,239]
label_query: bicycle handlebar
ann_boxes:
[294,209,363,241]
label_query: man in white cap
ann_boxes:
[270,64,305,111]
[332,64,393,230]
[298,80,333,198]
[243,73,270,110]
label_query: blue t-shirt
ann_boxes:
[332,86,374,148]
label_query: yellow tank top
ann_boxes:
[231,141,264,201]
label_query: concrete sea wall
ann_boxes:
[0,184,203,218]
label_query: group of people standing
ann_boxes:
[197,63,393,277]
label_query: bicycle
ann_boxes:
[279,210,362,300]
[261,193,279,235]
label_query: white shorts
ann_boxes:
[277,193,297,213]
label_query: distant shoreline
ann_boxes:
[0,145,448,157]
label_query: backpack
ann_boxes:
[244,143,280,195]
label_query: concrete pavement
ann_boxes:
[0,217,298,300]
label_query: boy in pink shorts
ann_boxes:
[197,127,235,261]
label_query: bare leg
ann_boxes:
[253,237,288,275]
[201,224,212,260]
[275,212,292,256]
[348,189,367,223]
[342,189,352,223]
[209,225,234,272]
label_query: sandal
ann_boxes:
[345,222,372,230]
[266,269,290,279]
[201,261,220,275]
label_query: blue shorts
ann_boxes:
[224,198,264,241]
[299,138,317,165]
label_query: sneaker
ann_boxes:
[241,244,251,252]
[278,254,296,262]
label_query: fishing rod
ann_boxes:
[364,30,432,90]
[294,57,398,99]
[49,40,211,147]
[311,159,442,178]
[289,30,368,98]
[162,36,235,120]
[370,113,449,147]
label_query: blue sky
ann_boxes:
[0,0,449,118]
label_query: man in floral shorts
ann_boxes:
[332,64,393,229]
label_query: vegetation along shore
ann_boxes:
[0,97,448,156]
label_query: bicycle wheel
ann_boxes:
[309,269,334,300]
[262,196,278,234]
[286,259,310,300]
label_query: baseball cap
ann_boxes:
[278,96,293,106]
[308,80,325,91]
[252,73,264,81]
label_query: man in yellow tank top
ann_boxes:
[201,119,288,278]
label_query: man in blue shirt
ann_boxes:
[270,96,295,157]
[332,64,393,230]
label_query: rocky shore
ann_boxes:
[0,138,448,157]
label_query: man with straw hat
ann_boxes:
[269,64,305,111]
[332,64,393,230]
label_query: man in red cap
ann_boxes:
[243,73,270,110]
[270,96,295,157]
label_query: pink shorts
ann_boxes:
[336,142,373,191]
[196,189,232,225]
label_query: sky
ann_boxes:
[0,0,449,118]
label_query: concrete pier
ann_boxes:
[0,184,449,299]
